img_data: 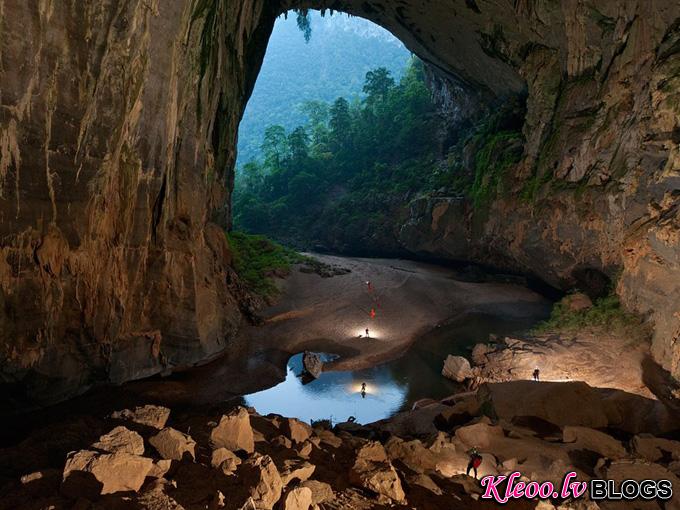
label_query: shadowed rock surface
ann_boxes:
[1,382,679,509]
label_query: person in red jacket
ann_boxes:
[466,447,483,479]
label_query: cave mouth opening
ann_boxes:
[230,8,451,258]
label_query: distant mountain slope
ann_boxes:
[236,11,410,167]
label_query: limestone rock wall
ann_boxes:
[0,0,276,406]
[395,2,680,379]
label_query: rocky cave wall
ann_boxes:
[0,0,678,407]
[0,0,279,407]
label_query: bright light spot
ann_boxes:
[349,382,378,395]
[353,328,382,340]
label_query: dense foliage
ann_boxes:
[237,11,410,166]
[233,59,441,253]
[227,232,306,298]
[533,293,650,345]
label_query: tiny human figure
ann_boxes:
[533,368,540,381]
[365,328,370,338]
[361,383,367,399]
[370,308,376,319]
[466,447,483,479]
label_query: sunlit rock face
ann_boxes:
[0,0,678,405]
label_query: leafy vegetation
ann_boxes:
[470,131,523,209]
[233,58,441,252]
[237,10,410,165]
[432,99,525,209]
[533,293,650,344]
[227,231,306,298]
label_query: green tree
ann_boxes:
[300,100,329,126]
[329,97,352,151]
[363,67,395,104]
[233,59,444,254]
[240,161,264,191]
[262,125,288,171]
[288,126,310,162]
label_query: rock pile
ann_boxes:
[2,380,679,509]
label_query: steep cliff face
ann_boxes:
[394,2,680,378]
[0,0,277,406]
[0,0,678,406]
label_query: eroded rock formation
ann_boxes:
[0,0,679,404]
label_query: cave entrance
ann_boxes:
[232,9,443,256]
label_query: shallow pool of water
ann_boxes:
[244,313,544,424]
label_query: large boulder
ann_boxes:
[281,418,312,444]
[478,381,609,428]
[454,421,504,450]
[278,459,316,486]
[349,442,406,503]
[302,352,323,379]
[407,473,443,495]
[299,480,334,506]
[148,459,173,479]
[111,405,171,430]
[442,355,473,382]
[92,426,145,455]
[374,403,450,437]
[150,427,196,461]
[62,449,153,497]
[479,380,679,435]
[316,429,342,449]
[384,437,438,474]
[238,454,283,510]
[279,486,313,510]
[471,344,494,365]
[210,407,255,453]
[562,426,627,460]
[211,447,241,474]
[632,435,680,463]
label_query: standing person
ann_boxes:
[365,328,370,338]
[533,368,540,381]
[466,447,483,479]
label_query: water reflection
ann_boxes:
[245,353,408,424]
[244,313,544,425]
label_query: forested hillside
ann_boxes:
[233,60,444,254]
[237,11,410,166]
